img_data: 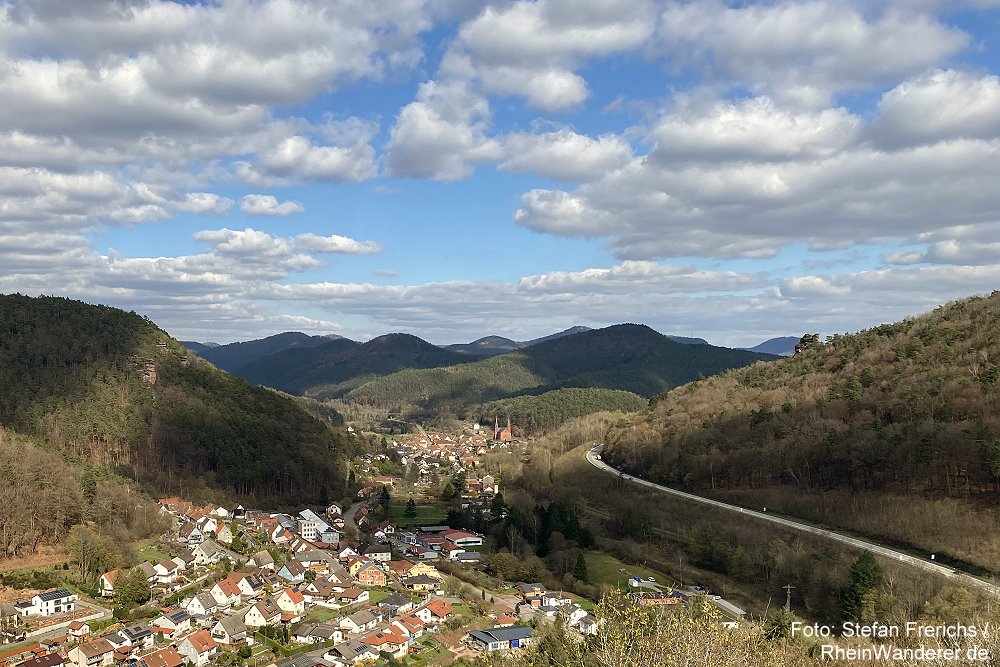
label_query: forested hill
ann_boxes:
[194,331,347,372]
[235,332,472,399]
[346,324,776,412]
[606,292,1000,498]
[0,294,350,505]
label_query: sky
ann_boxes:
[2,0,1000,347]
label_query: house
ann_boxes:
[354,563,386,587]
[394,615,425,639]
[184,592,219,619]
[178,523,204,545]
[323,640,377,666]
[362,544,391,563]
[407,562,442,580]
[577,614,599,636]
[275,589,305,622]
[294,550,335,571]
[377,593,415,618]
[210,576,243,608]
[385,560,415,578]
[467,626,533,652]
[408,545,439,560]
[99,571,119,598]
[121,624,154,649]
[453,551,482,564]
[516,583,546,597]
[250,551,275,571]
[17,655,64,667]
[137,646,183,667]
[337,588,369,605]
[153,561,179,586]
[191,539,228,566]
[137,562,158,583]
[302,577,341,603]
[325,504,342,519]
[338,610,378,635]
[68,621,91,641]
[216,524,234,545]
[412,600,452,625]
[152,610,191,638]
[177,630,218,667]
[401,575,438,592]
[16,589,76,617]
[69,639,115,667]
[337,546,359,562]
[277,561,307,585]
[210,616,248,646]
[196,516,218,536]
[243,597,281,628]
[292,623,343,645]
[359,628,408,659]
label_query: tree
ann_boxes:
[379,486,391,514]
[573,553,589,583]
[67,524,122,581]
[842,552,883,621]
[114,566,152,613]
[405,498,417,518]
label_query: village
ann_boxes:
[0,421,595,667]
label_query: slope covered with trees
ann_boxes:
[477,387,647,434]
[604,292,1000,571]
[347,324,775,412]
[0,294,350,505]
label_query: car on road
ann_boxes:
[647,577,655,582]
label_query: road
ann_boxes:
[586,445,1000,598]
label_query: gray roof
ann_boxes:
[470,626,533,644]
[36,588,73,602]
[277,654,332,667]
[215,615,247,636]
[123,625,151,640]
[166,610,190,623]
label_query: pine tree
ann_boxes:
[842,552,883,621]
[573,553,589,583]
[405,498,417,518]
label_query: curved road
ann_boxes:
[586,445,1000,598]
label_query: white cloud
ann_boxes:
[237,133,378,185]
[386,81,502,180]
[174,192,234,214]
[869,69,1000,148]
[448,0,656,110]
[240,194,304,216]
[295,233,382,255]
[500,129,633,182]
[655,0,968,105]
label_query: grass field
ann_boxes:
[406,636,454,666]
[583,551,672,590]
[137,542,172,564]
[304,588,395,623]
[388,504,447,528]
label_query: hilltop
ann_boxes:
[604,292,1000,572]
[0,294,350,505]
[347,324,776,413]
[744,335,799,356]
[445,326,709,357]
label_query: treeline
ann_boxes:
[476,388,647,434]
[0,294,350,505]
[0,426,166,560]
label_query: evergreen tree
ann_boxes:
[379,486,391,513]
[842,552,883,621]
[405,498,417,518]
[573,553,589,583]
[114,566,152,612]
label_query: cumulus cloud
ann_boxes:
[236,133,378,186]
[295,233,382,255]
[174,192,234,214]
[500,129,633,182]
[240,194,304,216]
[655,0,968,105]
[386,81,501,180]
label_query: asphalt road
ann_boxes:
[586,445,1000,598]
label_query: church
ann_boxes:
[492,417,513,443]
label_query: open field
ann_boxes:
[388,505,447,528]
[584,551,672,590]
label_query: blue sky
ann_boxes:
[2,0,1000,346]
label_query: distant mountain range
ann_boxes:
[443,326,709,356]
[743,336,800,356]
[192,331,344,372]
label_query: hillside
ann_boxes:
[347,324,776,412]
[195,331,344,372]
[477,387,648,433]
[604,292,1000,571]
[180,340,219,354]
[237,333,472,399]
[0,294,350,505]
